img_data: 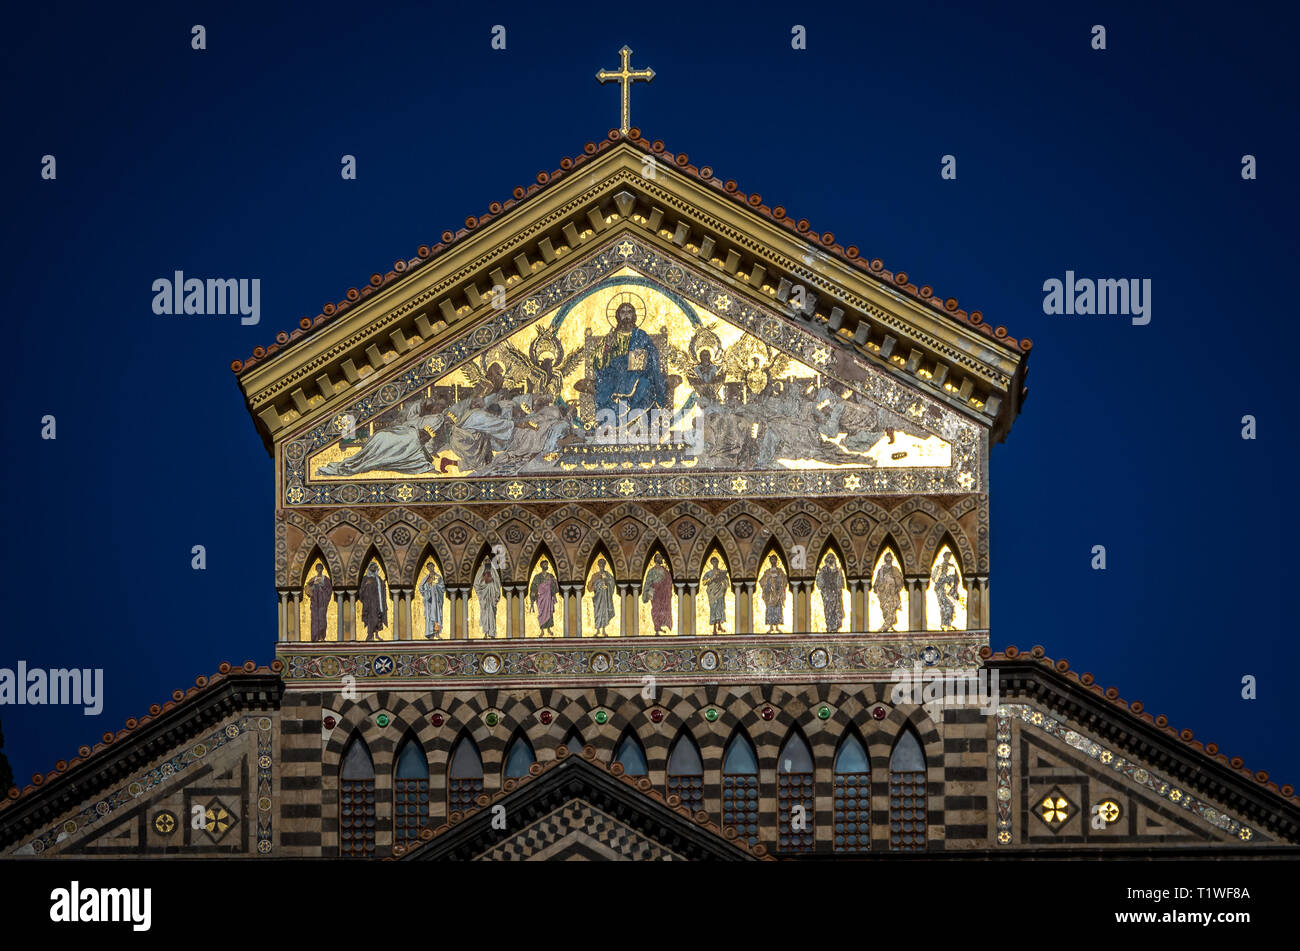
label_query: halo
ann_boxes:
[605,290,647,327]
[689,323,722,363]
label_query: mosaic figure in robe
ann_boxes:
[306,564,333,642]
[642,553,674,634]
[759,554,788,633]
[590,302,668,421]
[816,556,845,633]
[931,551,962,631]
[702,556,730,634]
[587,558,616,636]
[359,563,388,641]
[474,559,503,638]
[419,565,445,638]
[874,552,905,632]
[530,560,560,636]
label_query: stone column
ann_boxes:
[338,591,353,641]
[562,584,580,637]
[684,583,698,637]
[618,584,632,637]
[908,577,927,632]
[794,580,810,633]
[736,582,752,634]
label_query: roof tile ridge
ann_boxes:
[981,644,1297,805]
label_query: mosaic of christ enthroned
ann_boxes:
[307,270,954,484]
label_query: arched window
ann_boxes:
[869,544,909,633]
[356,557,393,642]
[503,732,536,779]
[722,731,760,846]
[925,543,968,631]
[614,730,648,776]
[393,737,429,847]
[339,735,376,857]
[563,728,585,755]
[666,729,704,813]
[889,729,927,851]
[777,731,815,853]
[301,557,336,642]
[448,734,484,813]
[833,732,870,852]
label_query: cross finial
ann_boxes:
[596,45,654,135]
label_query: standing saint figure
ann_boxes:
[473,558,502,638]
[419,564,445,639]
[702,556,730,634]
[587,558,616,636]
[759,554,788,633]
[530,559,560,637]
[359,563,388,642]
[930,551,961,631]
[642,553,674,635]
[817,556,845,633]
[873,552,905,632]
[306,563,333,642]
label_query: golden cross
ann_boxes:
[596,45,654,134]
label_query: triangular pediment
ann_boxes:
[279,236,983,506]
[237,136,1028,457]
[400,752,763,861]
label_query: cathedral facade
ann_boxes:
[2,128,1296,859]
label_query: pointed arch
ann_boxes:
[889,727,927,852]
[925,537,968,632]
[468,546,506,640]
[777,728,815,853]
[524,544,563,638]
[811,542,849,634]
[666,727,704,813]
[562,726,585,755]
[412,551,449,641]
[756,541,792,633]
[503,730,537,779]
[833,728,870,852]
[393,734,429,847]
[339,734,376,857]
[447,731,485,814]
[639,542,676,636]
[696,541,734,636]
[300,551,338,643]
[613,728,648,776]
[355,553,393,642]
[721,728,760,846]
[582,544,619,638]
[868,539,909,633]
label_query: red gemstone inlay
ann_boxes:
[323,716,336,730]
[760,707,775,721]
[650,708,664,723]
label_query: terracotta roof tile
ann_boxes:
[982,645,1297,804]
[232,128,1029,375]
[1,660,283,811]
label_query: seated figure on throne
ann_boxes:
[589,297,668,422]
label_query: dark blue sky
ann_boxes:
[2,1,1295,790]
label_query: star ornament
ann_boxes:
[617,240,636,258]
